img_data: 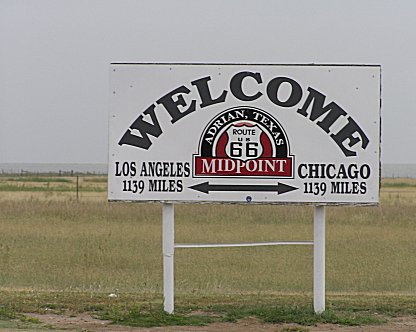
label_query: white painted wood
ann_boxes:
[314,205,326,314]
[175,241,313,248]
[162,203,175,314]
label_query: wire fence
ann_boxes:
[0,171,108,201]
[1,165,416,203]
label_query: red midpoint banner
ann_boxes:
[194,157,293,177]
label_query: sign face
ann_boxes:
[108,64,381,205]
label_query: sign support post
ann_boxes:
[163,203,175,314]
[313,205,326,314]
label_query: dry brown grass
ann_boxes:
[0,176,415,296]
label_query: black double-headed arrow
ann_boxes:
[189,182,298,195]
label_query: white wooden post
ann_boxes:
[313,205,326,314]
[162,203,175,314]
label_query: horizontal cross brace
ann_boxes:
[174,241,313,248]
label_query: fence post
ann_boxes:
[76,176,79,201]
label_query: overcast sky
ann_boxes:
[1,0,415,164]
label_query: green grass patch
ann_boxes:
[0,183,105,192]
[6,177,72,183]
[0,305,17,320]
[100,304,213,327]
[86,296,387,328]
[0,304,42,329]
[83,177,108,183]
[381,182,416,188]
[206,303,383,326]
[0,291,396,329]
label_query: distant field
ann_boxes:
[0,175,415,295]
[0,175,106,201]
[0,175,416,330]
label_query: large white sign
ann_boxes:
[108,64,381,204]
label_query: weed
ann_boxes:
[0,305,42,328]
[100,305,213,327]
[0,306,17,320]
[19,316,41,324]
[0,291,404,328]
[206,303,384,326]
[280,327,310,332]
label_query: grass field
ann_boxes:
[0,175,415,329]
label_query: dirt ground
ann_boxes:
[17,313,416,332]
